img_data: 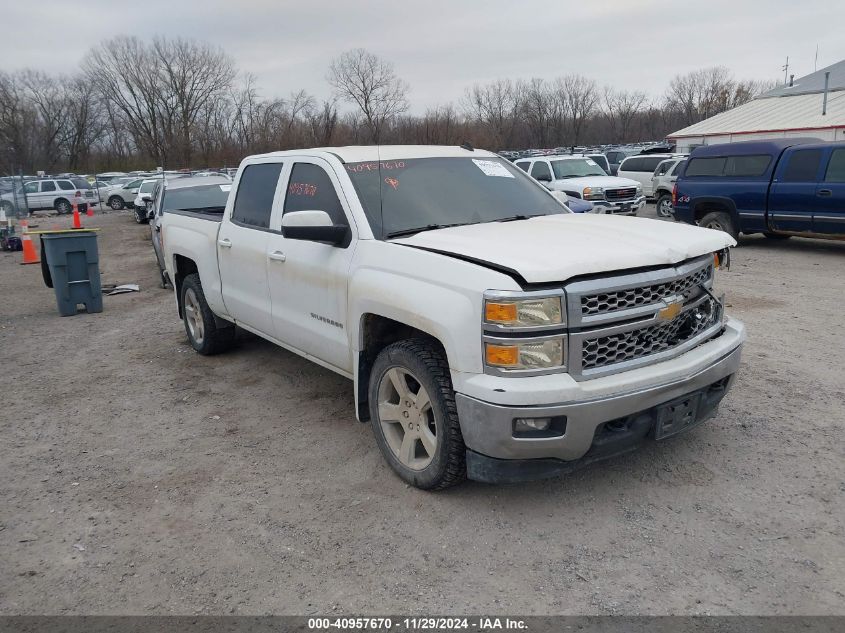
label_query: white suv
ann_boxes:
[515,155,645,215]
[617,154,686,199]
[651,157,687,217]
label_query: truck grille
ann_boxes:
[581,297,720,370]
[565,255,722,379]
[581,265,711,317]
[605,187,637,201]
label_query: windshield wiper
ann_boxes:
[384,223,468,239]
[495,214,544,223]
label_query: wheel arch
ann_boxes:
[172,254,199,318]
[690,196,739,224]
[355,313,448,422]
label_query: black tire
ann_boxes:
[180,273,235,355]
[55,199,71,215]
[764,232,791,240]
[0,200,13,215]
[699,211,738,240]
[134,208,148,224]
[108,196,124,210]
[368,339,466,490]
[655,193,673,218]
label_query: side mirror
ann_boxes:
[282,210,348,245]
[141,195,152,202]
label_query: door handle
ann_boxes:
[817,189,833,197]
[268,251,287,262]
[217,238,232,248]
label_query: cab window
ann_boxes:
[530,161,552,181]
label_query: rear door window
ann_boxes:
[823,149,845,182]
[231,163,283,229]
[781,149,823,182]
[530,161,552,180]
[57,180,75,191]
[283,163,347,226]
[515,162,529,172]
[40,181,57,192]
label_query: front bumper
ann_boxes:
[591,195,646,215]
[455,322,744,482]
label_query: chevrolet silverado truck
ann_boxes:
[673,139,845,240]
[162,145,745,490]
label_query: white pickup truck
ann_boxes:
[162,145,745,490]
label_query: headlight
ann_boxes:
[582,186,604,201]
[485,337,565,370]
[636,184,643,194]
[485,297,563,328]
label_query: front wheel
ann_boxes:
[368,339,466,490]
[699,211,738,240]
[180,273,235,355]
[656,194,673,218]
[134,208,148,224]
[55,199,71,215]
[109,196,125,210]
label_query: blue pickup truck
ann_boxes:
[672,139,845,240]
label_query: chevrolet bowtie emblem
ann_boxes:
[657,298,683,322]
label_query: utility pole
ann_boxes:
[814,45,819,71]
[782,56,790,85]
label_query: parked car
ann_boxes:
[651,157,687,217]
[0,177,95,216]
[148,175,232,287]
[162,145,744,489]
[515,155,645,215]
[105,178,146,210]
[605,148,638,175]
[133,178,164,222]
[673,139,844,240]
[96,172,128,183]
[618,154,685,199]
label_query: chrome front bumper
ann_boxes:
[591,196,646,215]
[455,328,743,471]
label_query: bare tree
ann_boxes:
[552,74,599,147]
[602,87,647,143]
[328,48,409,143]
[463,79,525,149]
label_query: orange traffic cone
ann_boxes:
[20,220,40,265]
[72,202,82,229]
[86,201,94,217]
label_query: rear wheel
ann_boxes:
[55,199,71,215]
[368,339,466,490]
[699,211,738,240]
[109,196,124,210]
[180,273,235,355]
[656,193,673,218]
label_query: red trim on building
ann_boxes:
[669,124,845,139]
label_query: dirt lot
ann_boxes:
[0,205,843,616]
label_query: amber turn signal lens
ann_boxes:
[485,302,518,324]
[485,344,519,367]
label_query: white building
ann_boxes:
[668,60,845,153]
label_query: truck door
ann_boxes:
[813,147,845,235]
[266,159,356,374]
[217,161,283,334]
[768,148,824,233]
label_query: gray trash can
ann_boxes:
[40,230,103,316]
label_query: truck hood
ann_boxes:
[393,214,734,284]
[551,175,640,190]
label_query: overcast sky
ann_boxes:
[2,0,843,113]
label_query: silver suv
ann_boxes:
[0,177,95,216]
[651,157,687,217]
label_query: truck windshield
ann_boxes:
[344,157,565,239]
[162,184,230,212]
[551,159,607,179]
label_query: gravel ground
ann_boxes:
[0,205,843,615]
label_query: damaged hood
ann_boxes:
[393,214,734,284]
